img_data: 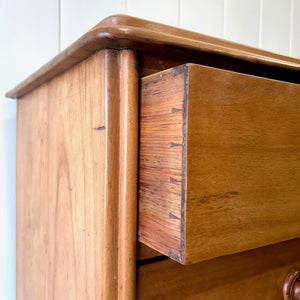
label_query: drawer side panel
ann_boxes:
[139,65,186,262]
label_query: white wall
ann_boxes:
[1,0,300,299]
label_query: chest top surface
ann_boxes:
[6,14,300,99]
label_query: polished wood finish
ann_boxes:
[17,51,107,299]
[98,14,300,65]
[283,268,300,300]
[118,50,139,300]
[137,238,300,300]
[16,49,139,299]
[101,49,120,300]
[139,63,300,265]
[10,14,300,300]
[291,280,300,300]
[139,67,185,262]
[6,15,300,99]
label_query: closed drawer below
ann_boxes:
[137,238,300,299]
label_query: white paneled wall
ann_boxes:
[58,0,300,56]
[61,0,126,50]
[292,0,300,57]
[1,1,300,299]
[260,0,292,55]
[180,0,224,37]
[127,0,179,27]
[224,0,260,47]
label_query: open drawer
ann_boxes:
[138,63,300,265]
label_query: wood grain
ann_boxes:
[118,50,139,300]
[186,63,300,264]
[17,50,108,299]
[98,14,300,65]
[13,14,300,299]
[139,66,185,262]
[137,238,300,300]
[101,49,120,300]
[6,15,300,99]
[139,63,300,265]
[17,49,139,299]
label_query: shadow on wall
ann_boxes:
[0,100,16,300]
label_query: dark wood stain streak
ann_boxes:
[172,65,185,77]
[180,65,188,264]
[169,213,180,220]
[95,126,105,130]
[170,142,183,148]
[197,191,239,204]
[170,177,182,183]
[152,89,162,95]
[171,108,183,113]
[168,249,181,262]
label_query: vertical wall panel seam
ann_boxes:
[178,0,181,27]
[289,0,294,56]
[259,0,263,48]
[58,0,61,52]
[222,0,227,39]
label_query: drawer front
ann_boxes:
[137,238,300,300]
[139,63,300,264]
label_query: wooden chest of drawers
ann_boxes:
[7,15,300,300]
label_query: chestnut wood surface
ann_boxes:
[98,14,300,65]
[10,14,300,300]
[139,67,185,262]
[139,63,300,265]
[17,51,107,299]
[137,238,300,300]
[118,50,139,300]
[6,15,300,99]
[16,49,139,300]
